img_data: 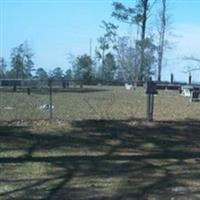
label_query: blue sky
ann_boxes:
[0,0,200,81]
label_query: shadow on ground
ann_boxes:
[0,118,200,199]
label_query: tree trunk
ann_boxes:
[157,0,166,82]
[139,0,149,81]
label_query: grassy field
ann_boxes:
[1,87,200,199]
[0,86,200,122]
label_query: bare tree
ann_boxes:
[116,37,138,82]
[112,0,157,81]
[157,0,167,82]
[184,56,200,64]
[183,56,200,73]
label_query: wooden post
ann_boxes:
[146,77,152,122]
[27,88,31,95]
[49,79,53,122]
[170,73,174,84]
[13,85,17,92]
[189,74,192,85]
[62,80,66,89]
[80,81,83,88]
[147,94,154,122]
[66,81,69,88]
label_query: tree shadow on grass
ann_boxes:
[0,119,200,199]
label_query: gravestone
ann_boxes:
[191,90,200,102]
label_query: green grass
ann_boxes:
[1,87,200,199]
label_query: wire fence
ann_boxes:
[0,79,200,124]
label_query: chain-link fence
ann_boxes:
[0,79,200,124]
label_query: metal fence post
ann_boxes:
[150,94,154,121]
[146,93,151,121]
[146,78,157,122]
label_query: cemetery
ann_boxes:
[1,78,200,200]
[1,83,200,199]
[1,0,200,199]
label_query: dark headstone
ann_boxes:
[191,90,200,102]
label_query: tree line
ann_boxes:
[0,0,168,83]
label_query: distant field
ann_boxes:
[0,86,200,123]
